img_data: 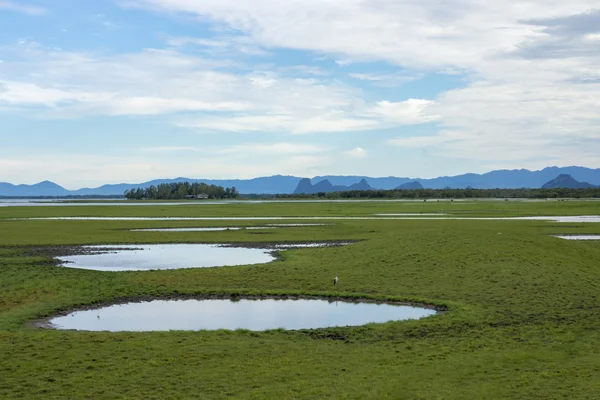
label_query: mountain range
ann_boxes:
[1,166,600,197]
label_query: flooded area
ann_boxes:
[57,242,348,272]
[553,235,600,240]
[130,227,274,232]
[130,224,330,232]
[375,213,447,216]
[45,298,437,331]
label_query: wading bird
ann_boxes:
[333,276,338,285]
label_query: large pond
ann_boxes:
[57,243,347,272]
[46,298,438,331]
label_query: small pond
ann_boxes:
[57,243,347,272]
[553,235,600,240]
[130,227,274,232]
[130,224,330,232]
[46,298,437,331]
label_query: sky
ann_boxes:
[0,0,599,189]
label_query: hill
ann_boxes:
[396,181,424,190]
[542,174,597,189]
[293,178,373,194]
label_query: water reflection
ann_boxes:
[48,299,437,331]
[57,243,348,272]
[58,244,274,272]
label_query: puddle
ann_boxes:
[130,224,330,232]
[266,223,332,227]
[45,298,437,331]
[56,243,348,272]
[375,213,447,216]
[553,235,600,240]
[130,227,274,232]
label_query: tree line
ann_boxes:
[275,187,600,199]
[124,182,239,200]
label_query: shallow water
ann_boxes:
[47,298,437,331]
[130,227,274,232]
[57,242,348,271]
[18,215,600,222]
[130,224,329,232]
[553,235,600,240]
[375,213,447,216]
[266,223,332,227]
[58,244,275,272]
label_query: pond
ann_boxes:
[57,243,347,272]
[130,227,274,232]
[553,235,600,240]
[130,224,330,232]
[45,298,438,331]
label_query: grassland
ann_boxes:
[1,200,600,399]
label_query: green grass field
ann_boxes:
[1,200,600,399]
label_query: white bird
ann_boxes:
[333,276,338,285]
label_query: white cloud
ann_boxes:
[122,0,600,167]
[0,43,385,133]
[104,97,250,115]
[388,136,454,148]
[180,113,379,134]
[140,146,201,153]
[346,147,367,158]
[0,1,46,16]
[2,0,600,176]
[348,72,420,87]
[167,35,270,56]
[368,99,439,125]
[217,142,327,155]
[0,81,112,106]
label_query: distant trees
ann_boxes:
[275,187,600,200]
[124,182,239,200]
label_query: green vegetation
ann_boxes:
[124,182,239,200]
[1,200,600,398]
[277,187,600,199]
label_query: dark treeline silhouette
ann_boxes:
[275,187,600,199]
[124,182,239,200]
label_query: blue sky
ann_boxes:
[1,0,599,188]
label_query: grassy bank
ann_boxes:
[1,201,600,399]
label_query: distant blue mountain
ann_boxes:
[420,167,600,189]
[70,175,302,196]
[541,174,597,189]
[293,178,372,194]
[2,167,600,196]
[396,181,424,190]
[0,180,70,197]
